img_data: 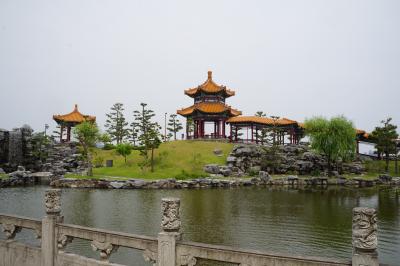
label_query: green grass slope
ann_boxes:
[89,140,234,179]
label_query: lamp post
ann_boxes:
[164,112,167,142]
[44,124,49,137]
[395,139,399,175]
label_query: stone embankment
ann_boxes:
[48,173,400,189]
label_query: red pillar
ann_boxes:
[256,128,258,144]
[356,140,360,154]
[218,120,222,138]
[222,120,226,138]
[200,120,203,138]
[235,126,238,141]
[251,124,254,143]
[66,126,71,142]
[60,125,64,142]
[194,120,198,139]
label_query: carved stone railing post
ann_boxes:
[158,198,182,266]
[41,189,61,266]
[352,207,379,266]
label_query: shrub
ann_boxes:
[115,143,133,163]
[93,156,104,168]
[103,143,115,150]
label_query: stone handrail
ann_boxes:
[176,241,350,266]
[0,189,380,266]
[0,213,42,239]
[56,223,158,262]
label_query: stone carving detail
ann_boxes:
[143,248,157,265]
[161,198,181,232]
[34,228,42,239]
[179,254,197,266]
[44,189,61,214]
[352,207,378,251]
[1,224,21,239]
[57,234,73,250]
[91,240,118,261]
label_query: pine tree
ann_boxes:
[133,103,162,171]
[254,111,268,143]
[255,111,267,117]
[186,117,194,138]
[129,121,139,146]
[167,114,183,140]
[370,118,398,173]
[104,103,129,144]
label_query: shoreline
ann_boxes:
[48,176,400,189]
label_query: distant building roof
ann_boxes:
[227,116,299,126]
[184,71,235,98]
[177,102,241,117]
[53,104,96,124]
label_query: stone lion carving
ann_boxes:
[352,207,377,251]
[44,189,61,214]
[161,198,181,232]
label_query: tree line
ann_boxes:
[73,102,184,176]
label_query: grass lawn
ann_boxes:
[70,140,234,180]
[364,160,399,177]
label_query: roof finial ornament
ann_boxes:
[74,104,78,111]
[208,71,212,80]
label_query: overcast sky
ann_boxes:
[0,0,399,134]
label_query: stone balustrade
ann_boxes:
[0,189,379,266]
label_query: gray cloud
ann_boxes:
[0,0,399,134]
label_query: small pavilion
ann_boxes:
[53,104,96,142]
[177,71,242,139]
[226,116,305,144]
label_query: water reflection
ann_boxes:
[0,186,399,265]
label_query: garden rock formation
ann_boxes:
[204,144,365,176]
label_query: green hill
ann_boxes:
[88,140,234,180]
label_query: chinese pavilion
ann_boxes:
[177,71,242,139]
[53,104,96,142]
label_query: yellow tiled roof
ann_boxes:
[227,116,299,126]
[53,104,96,123]
[177,102,241,117]
[184,71,235,97]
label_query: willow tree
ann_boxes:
[304,116,356,175]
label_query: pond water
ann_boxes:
[0,186,399,265]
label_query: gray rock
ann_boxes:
[379,174,392,182]
[219,166,232,177]
[287,175,298,180]
[0,168,5,174]
[226,156,236,163]
[204,164,220,174]
[110,181,125,189]
[259,171,271,182]
[213,149,223,156]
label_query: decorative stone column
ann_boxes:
[42,189,61,266]
[352,207,378,266]
[158,198,182,266]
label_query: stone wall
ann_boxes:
[0,126,34,172]
[223,144,364,176]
